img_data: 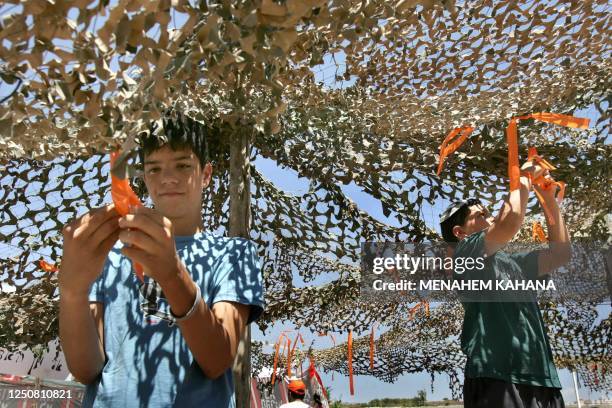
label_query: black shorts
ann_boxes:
[464,378,565,408]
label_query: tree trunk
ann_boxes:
[229,130,252,408]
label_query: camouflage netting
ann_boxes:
[1,0,610,398]
[1,148,610,395]
[251,302,611,400]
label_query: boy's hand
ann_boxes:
[60,205,120,298]
[117,207,182,284]
[520,160,547,180]
[533,175,559,203]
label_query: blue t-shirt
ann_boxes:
[83,232,265,407]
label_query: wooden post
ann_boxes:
[229,129,252,408]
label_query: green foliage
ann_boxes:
[366,391,426,407]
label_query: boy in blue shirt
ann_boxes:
[59,115,264,407]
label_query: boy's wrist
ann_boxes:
[538,193,561,208]
[156,257,185,288]
[157,262,200,318]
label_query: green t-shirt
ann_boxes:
[454,231,561,388]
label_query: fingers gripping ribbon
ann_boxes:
[110,151,145,282]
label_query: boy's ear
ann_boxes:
[201,163,213,189]
[452,225,466,240]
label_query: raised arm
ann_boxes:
[484,160,550,255]
[534,179,571,275]
[59,205,119,384]
[484,175,532,255]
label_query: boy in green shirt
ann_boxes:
[439,161,570,408]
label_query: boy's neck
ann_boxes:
[171,217,204,237]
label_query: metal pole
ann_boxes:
[229,129,252,408]
[572,370,581,408]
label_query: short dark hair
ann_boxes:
[440,198,481,242]
[139,113,209,168]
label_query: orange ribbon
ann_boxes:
[110,151,143,215]
[436,126,475,175]
[408,300,430,320]
[436,113,588,193]
[347,330,354,396]
[271,342,280,385]
[271,341,282,385]
[527,147,556,172]
[526,147,566,200]
[532,221,548,243]
[506,113,589,191]
[271,332,291,385]
[38,259,58,273]
[369,323,379,370]
[109,151,145,282]
[526,147,567,225]
[288,333,304,378]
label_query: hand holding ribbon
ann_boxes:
[110,151,145,282]
[522,147,565,225]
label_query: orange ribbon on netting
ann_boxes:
[436,126,475,175]
[271,341,282,385]
[526,147,566,201]
[506,113,589,191]
[369,322,379,370]
[287,333,304,378]
[38,259,58,273]
[347,330,354,396]
[532,221,548,243]
[271,332,292,385]
[437,113,589,193]
[408,300,430,320]
[525,147,567,225]
[109,151,145,282]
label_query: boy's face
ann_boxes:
[454,204,495,240]
[143,145,212,221]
